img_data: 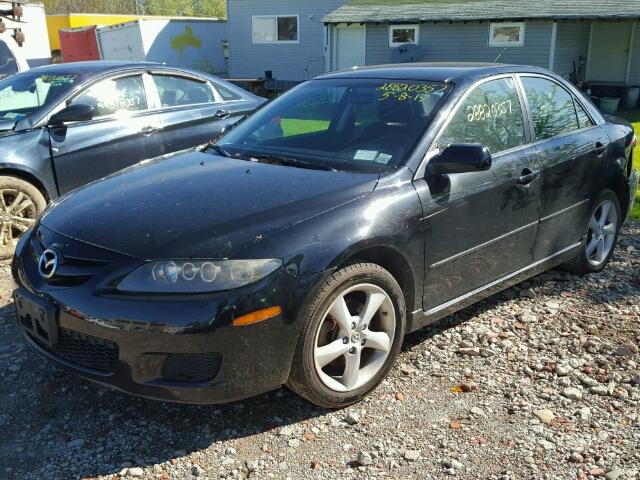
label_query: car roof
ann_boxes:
[317,62,552,84]
[27,60,159,75]
[23,60,228,83]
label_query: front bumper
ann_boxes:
[13,226,323,404]
[625,169,639,221]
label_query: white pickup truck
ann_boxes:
[0,33,29,77]
[0,2,50,78]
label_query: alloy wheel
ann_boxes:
[586,199,618,268]
[0,189,37,249]
[313,283,396,392]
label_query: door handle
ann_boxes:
[140,126,159,136]
[517,169,540,186]
[214,109,231,119]
[594,142,608,156]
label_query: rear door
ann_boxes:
[147,71,252,153]
[417,75,542,311]
[518,75,608,260]
[49,72,165,193]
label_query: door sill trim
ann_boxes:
[413,241,581,323]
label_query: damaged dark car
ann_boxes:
[12,64,639,408]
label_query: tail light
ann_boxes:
[632,135,637,147]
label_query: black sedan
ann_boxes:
[0,61,264,258]
[12,63,638,408]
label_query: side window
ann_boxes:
[574,99,594,129]
[436,77,526,155]
[71,75,147,117]
[152,74,214,107]
[212,82,242,101]
[521,77,579,140]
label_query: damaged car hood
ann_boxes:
[40,151,379,259]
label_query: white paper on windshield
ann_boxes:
[354,150,379,161]
[375,153,393,164]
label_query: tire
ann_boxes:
[287,262,406,408]
[0,176,46,260]
[563,189,621,275]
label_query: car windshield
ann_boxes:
[217,78,451,172]
[0,72,81,122]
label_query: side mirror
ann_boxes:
[429,143,492,175]
[48,103,95,126]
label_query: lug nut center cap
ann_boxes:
[351,332,361,343]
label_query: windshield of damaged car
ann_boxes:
[0,72,80,121]
[217,79,451,171]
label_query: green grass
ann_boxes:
[618,109,640,221]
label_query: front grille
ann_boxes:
[31,328,119,373]
[161,353,222,383]
[28,227,116,287]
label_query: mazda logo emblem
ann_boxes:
[38,249,60,279]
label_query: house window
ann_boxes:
[252,15,299,43]
[389,24,420,47]
[489,22,525,47]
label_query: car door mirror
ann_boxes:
[429,143,492,175]
[48,104,95,126]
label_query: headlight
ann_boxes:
[117,259,282,293]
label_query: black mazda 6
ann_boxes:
[12,63,639,408]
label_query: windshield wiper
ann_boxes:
[204,143,232,158]
[250,154,336,171]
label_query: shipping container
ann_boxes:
[97,19,228,74]
[59,26,100,63]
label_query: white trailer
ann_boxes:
[0,1,50,76]
[97,18,228,74]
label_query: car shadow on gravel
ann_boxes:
[0,300,329,479]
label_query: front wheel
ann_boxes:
[0,176,46,260]
[563,189,621,275]
[287,263,406,408]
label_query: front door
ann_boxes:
[49,73,165,194]
[519,75,609,260]
[588,23,632,83]
[416,76,541,311]
[335,25,365,70]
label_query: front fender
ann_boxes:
[0,128,57,199]
[243,172,425,312]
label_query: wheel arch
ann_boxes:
[604,161,630,222]
[0,166,54,202]
[330,244,419,332]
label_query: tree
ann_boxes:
[41,0,226,18]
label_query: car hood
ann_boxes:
[40,151,379,259]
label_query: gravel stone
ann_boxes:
[1,224,639,480]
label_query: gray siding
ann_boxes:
[358,21,553,68]
[628,24,640,85]
[227,0,344,81]
[553,22,590,79]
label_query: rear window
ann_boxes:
[521,76,580,140]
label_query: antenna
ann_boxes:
[493,47,507,63]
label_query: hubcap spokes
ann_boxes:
[314,284,395,392]
[0,189,36,248]
[586,199,617,267]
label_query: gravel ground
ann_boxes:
[1,224,639,480]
